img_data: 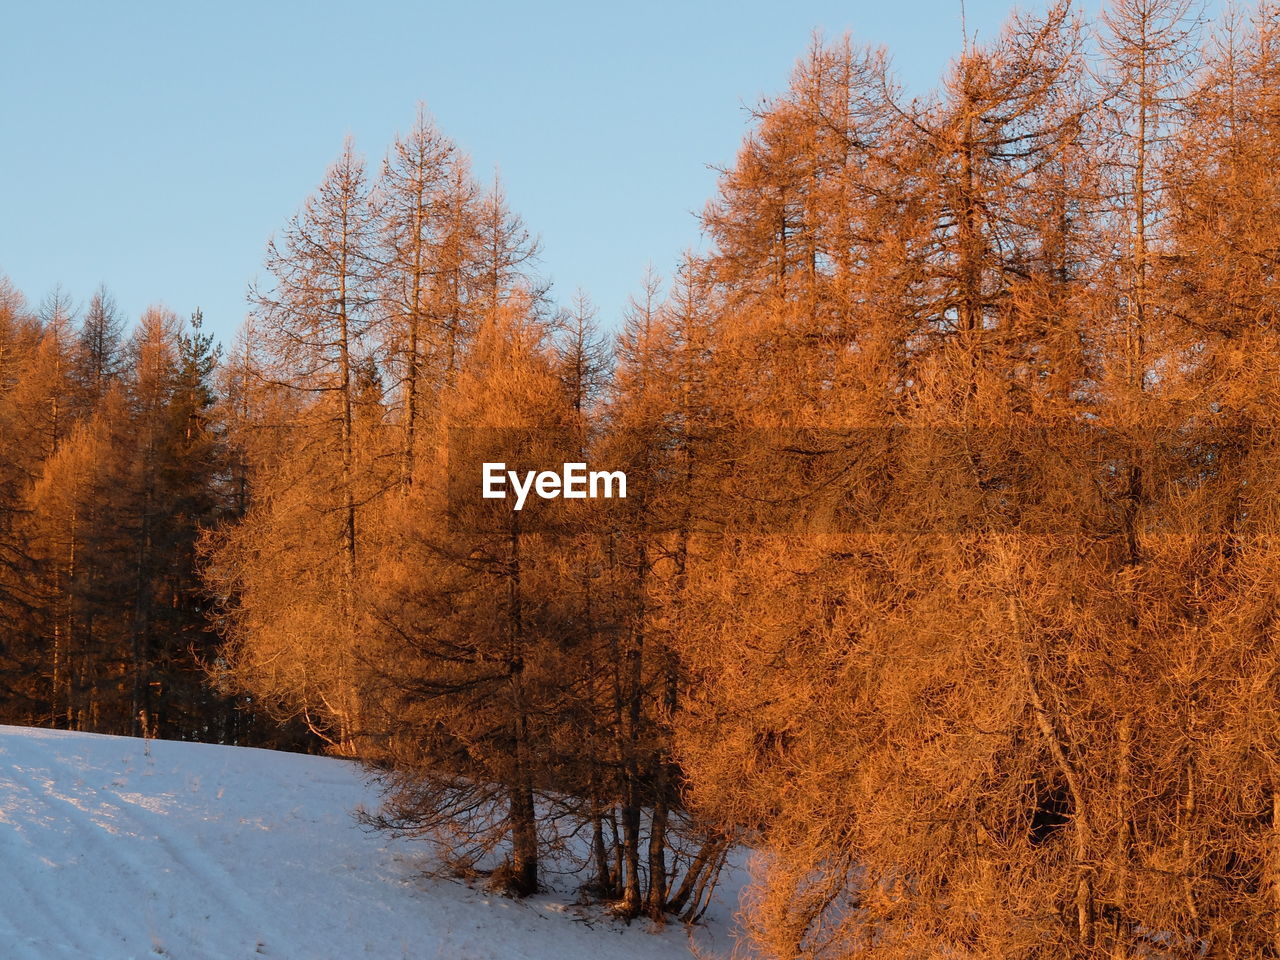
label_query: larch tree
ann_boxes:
[373,106,462,486]
[208,140,386,754]
[0,281,45,722]
[360,295,576,898]
[77,284,124,406]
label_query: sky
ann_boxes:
[5,0,1111,347]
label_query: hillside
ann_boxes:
[0,726,745,960]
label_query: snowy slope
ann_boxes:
[0,726,747,960]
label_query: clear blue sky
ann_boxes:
[6,0,1090,346]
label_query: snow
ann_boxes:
[0,725,747,960]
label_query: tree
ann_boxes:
[361,297,575,897]
[77,284,125,405]
[0,280,44,723]
[210,140,386,753]
[374,106,464,485]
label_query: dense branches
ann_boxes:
[11,5,1280,951]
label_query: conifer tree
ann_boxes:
[210,141,384,753]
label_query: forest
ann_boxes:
[7,0,1280,955]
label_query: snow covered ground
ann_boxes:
[0,725,748,960]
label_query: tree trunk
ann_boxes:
[506,513,538,896]
[1014,597,1093,946]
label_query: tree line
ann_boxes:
[0,286,269,742]
[8,0,1280,953]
